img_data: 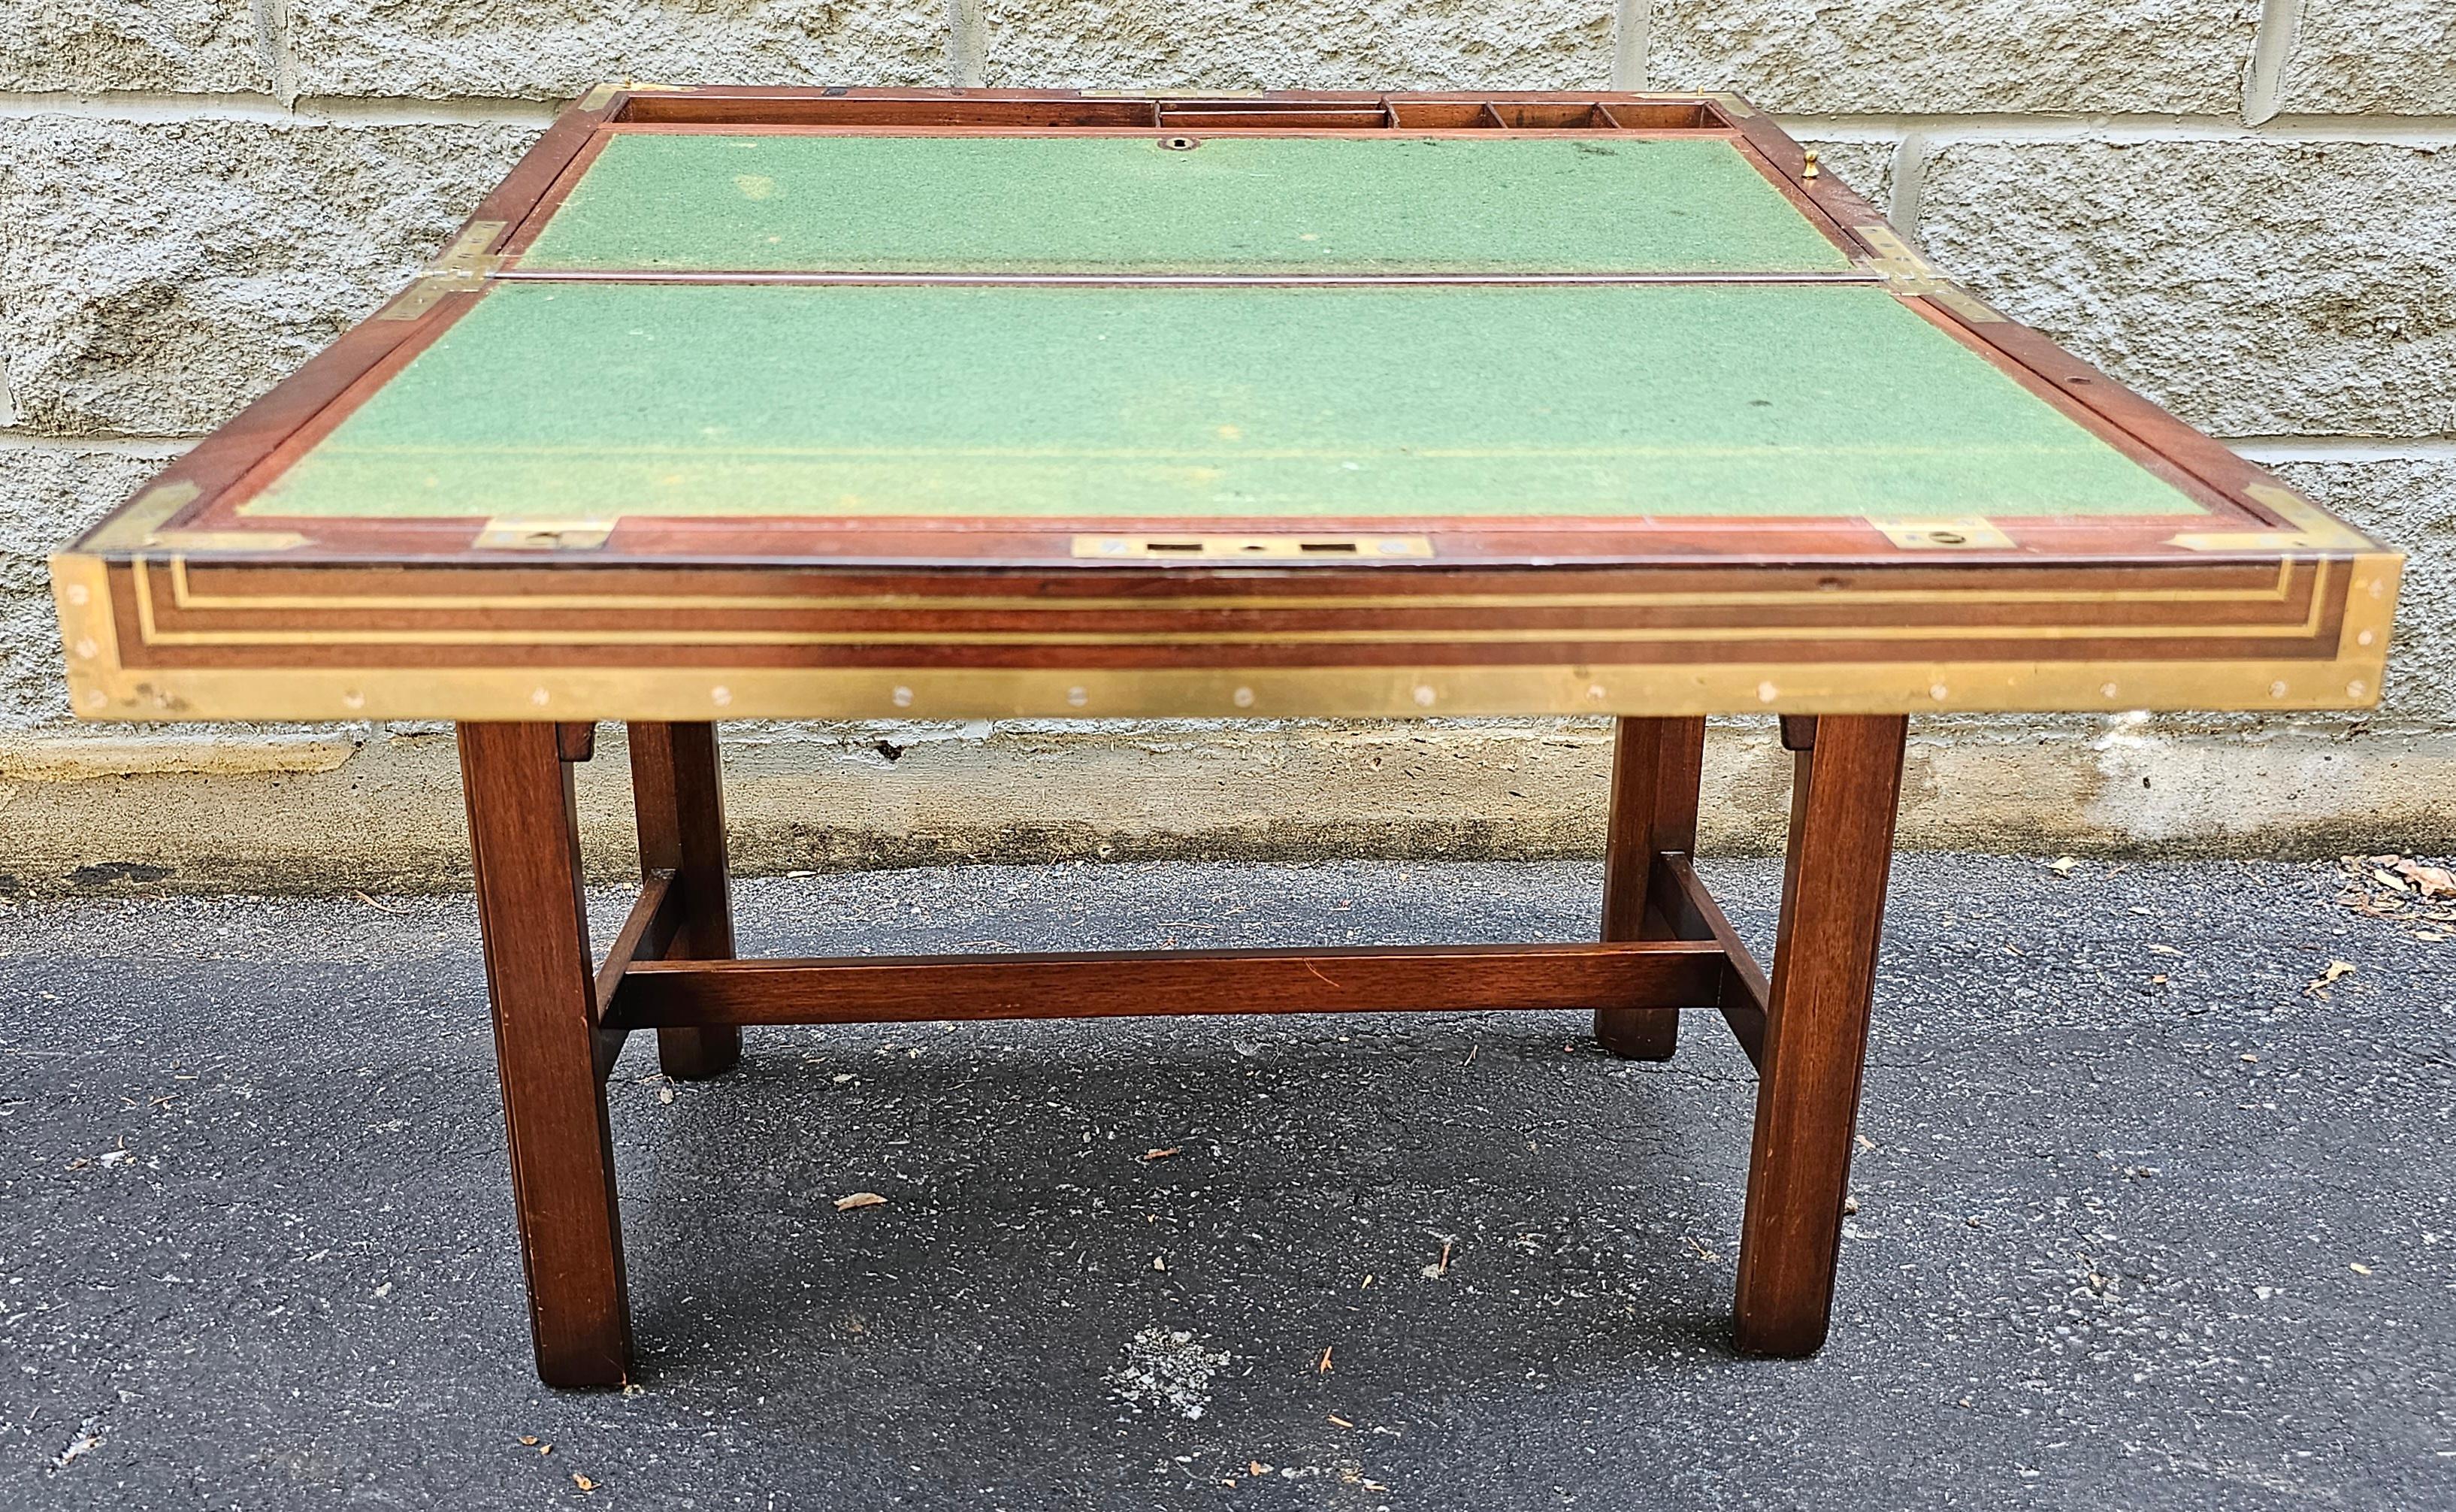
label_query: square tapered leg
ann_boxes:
[460,721,634,1387]
[1732,714,1907,1356]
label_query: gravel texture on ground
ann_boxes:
[0,856,2448,1510]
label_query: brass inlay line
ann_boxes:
[129,558,2334,649]
[160,556,2300,615]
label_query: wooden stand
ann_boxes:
[458,715,1907,1385]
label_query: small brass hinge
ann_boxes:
[377,219,508,322]
[1852,225,2005,322]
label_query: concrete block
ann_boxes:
[2275,0,2456,115]
[1916,140,2456,439]
[1796,138,1893,210]
[2268,456,2456,724]
[0,2,268,94]
[289,0,948,100]
[978,0,1615,91]
[0,116,540,437]
[0,446,162,727]
[1649,0,2260,116]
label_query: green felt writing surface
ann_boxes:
[516,132,1854,274]
[248,282,2206,522]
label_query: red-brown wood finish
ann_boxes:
[1594,716,1707,1059]
[50,87,2400,1383]
[1733,714,1908,1356]
[1651,851,1770,1069]
[627,722,740,1078]
[610,939,1725,1027]
[458,721,633,1387]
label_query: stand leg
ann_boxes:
[459,721,633,1387]
[1733,714,1907,1356]
[628,722,741,1079]
[1593,716,1707,1060]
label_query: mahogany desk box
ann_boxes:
[51,86,2398,1386]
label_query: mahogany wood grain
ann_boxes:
[627,722,741,1078]
[589,870,681,1078]
[1733,714,1907,1356]
[1594,716,1707,1059]
[609,939,1726,1029]
[458,721,633,1388]
[1650,852,1769,1069]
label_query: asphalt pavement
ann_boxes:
[1,856,2449,1510]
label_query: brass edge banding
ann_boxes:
[2337,551,2401,698]
[2171,483,2382,554]
[151,531,308,552]
[50,555,120,718]
[59,658,2397,724]
[83,482,200,552]
[578,80,689,110]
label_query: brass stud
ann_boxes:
[1801,149,1820,182]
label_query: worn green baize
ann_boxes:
[248,282,2205,522]
[518,133,1856,274]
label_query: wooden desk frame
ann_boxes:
[51,86,2397,1387]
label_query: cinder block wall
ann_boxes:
[2,3,2449,890]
